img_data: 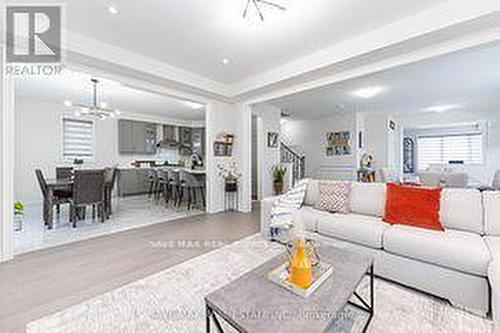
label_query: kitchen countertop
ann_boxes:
[118,167,206,174]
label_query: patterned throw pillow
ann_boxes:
[315,181,351,214]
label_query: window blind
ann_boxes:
[63,118,94,160]
[417,134,483,170]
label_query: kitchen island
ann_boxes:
[117,167,205,197]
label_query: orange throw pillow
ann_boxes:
[384,183,444,231]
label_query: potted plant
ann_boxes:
[14,200,25,231]
[272,165,287,195]
[217,162,242,192]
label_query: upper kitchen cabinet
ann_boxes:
[118,119,157,155]
[191,127,205,156]
[179,126,193,156]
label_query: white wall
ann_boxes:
[363,114,401,175]
[252,104,281,198]
[205,102,251,213]
[281,112,361,180]
[14,97,203,204]
[396,108,500,185]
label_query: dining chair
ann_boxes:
[35,169,72,225]
[70,169,106,227]
[56,167,73,179]
[492,170,500,190]
[104,167,118,218]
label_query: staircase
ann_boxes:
[280,142,305,187]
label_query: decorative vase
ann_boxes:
[14,214,23,232]
[289,238,313,289]
[274,180,284,195]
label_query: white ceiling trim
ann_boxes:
[6,0,498,105]
[67,31,234,97]
[233,0,500,95]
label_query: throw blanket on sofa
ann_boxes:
[269,179,309,241]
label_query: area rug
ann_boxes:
[27,235,493,333]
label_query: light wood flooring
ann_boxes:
[0,207,260,332]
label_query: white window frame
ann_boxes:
[416,132,484,171]
[61,117,95,162]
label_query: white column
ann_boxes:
[0,43,15,262]
[205,101,252,213]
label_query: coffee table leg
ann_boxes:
[206,303,225,333]
[348,264,375,333]
[206,304,211,333]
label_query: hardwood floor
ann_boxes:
[0,207,260,332]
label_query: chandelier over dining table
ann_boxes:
[74,78,120,120]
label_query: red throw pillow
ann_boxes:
[384,183,444,231]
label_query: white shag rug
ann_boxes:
[27,235,493,333]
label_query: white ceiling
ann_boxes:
[9,0,449,84]
[266,42,500,119]
[15,71,206,121]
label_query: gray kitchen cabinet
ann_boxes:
[118,120,157,155]
[117,169,151,196]
[179,127,193,156]
[118,120,134,154]
[191,127,205,156]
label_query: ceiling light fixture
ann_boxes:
[352,86,385,99]
[108,6,119,15]
[423,104,463,113]
[69,79,120,120]
[243,0,287,22]
[222,58,230,65]
[63,100,73,107]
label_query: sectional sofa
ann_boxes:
[261,180,500,326]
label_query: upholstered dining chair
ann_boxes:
[70,169,106,227]
[35,169,72,225]
[492,170,500,190]
[56,167,73,179]
[104,167,118,218]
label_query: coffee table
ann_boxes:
[205,246,374,333]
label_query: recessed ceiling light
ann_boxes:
[352,86,385,99]
[63,100,73,107]
[222,58,230,65]
[108,6,119,15]
[100,102,108,108]
[184,101,204,109]
[423,104,463,113]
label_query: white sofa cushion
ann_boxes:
[294,206,332,232]
[489,261,500,329]
[440,188,483,234]
[384,225,490,276]
[350,182,386,217]
[304,179,319,206]
[483,191,500,236]
[486,236,500,260]
[316,213,390,249]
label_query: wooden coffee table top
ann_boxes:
[205,246,373,333]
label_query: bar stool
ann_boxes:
[156,169,168,204]
[179,171,205,210]
[147,170,158,199]
[167,169,181,207]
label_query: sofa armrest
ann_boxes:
[490,263,500,333]
[260,196,280,239]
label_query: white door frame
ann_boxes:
[1,46,15,262]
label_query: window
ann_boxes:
[63,118,94,160]
[417,134,483,170]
